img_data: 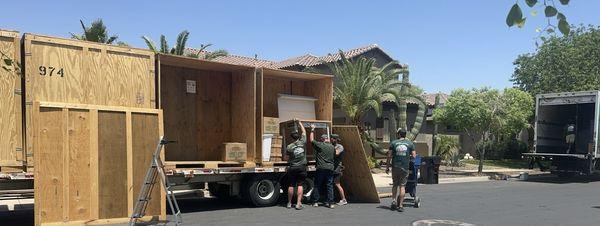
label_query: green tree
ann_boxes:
[512,26,600,97]
[142,31,228,60]
[70,19,126,45]
[434,88,533,174]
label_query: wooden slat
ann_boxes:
[67,109,91,221]
[126,111,133,215]
[305,78,333,121]
[332,125,380,203]
[88,110,99,220]
[255,68,264,163]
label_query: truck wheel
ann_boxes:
[246,176,280,207]
[293,178,314,202]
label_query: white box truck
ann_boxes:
[524,91,600,176]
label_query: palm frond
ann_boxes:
[159,35,169,54]
[204,49,228,60]
[141,36,157,52]
[174,30,189,55]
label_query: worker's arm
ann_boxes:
[308,123,315,142]
[335,145,344,156]
[386,145,392,174]
[298,119,306,135]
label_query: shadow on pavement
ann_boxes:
[175,197,253,213]
[519,174,600,184]
[0,209,34,226]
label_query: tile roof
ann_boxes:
[184,43,397,69]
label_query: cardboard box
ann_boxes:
[263,117,280,134]
[221,143,247,162]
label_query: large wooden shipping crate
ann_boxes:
[257,68,333,162]
[158,54,257,164]
[0,30,24,172]
[23,34,156,170]
[33,102,165,226]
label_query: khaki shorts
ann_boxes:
[392,167,409,186]
[566,134,575,144]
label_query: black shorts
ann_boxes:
[288,166,307,186]
[333,171,343,183]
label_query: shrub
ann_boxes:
[476,139,528,160]
[434,134,460,162]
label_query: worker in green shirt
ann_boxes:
[308,124,336,209]
[331,134,347,206]
[386,128,416,212]
[286,120,308,210]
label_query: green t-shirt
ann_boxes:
[389,138,415,170]
[286,134,307,167]
[313,140,335,171]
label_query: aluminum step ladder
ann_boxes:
[129,137,182,226]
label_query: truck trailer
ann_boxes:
[525,91,600,176]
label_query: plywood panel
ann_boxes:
[231,70,256,162]
[262,77,292,117]
[333,125,379,203]
[98,111,127,219]
[67,110,91,220]
[131,113,161,216]
[0,30,23,171]
[306,78,333,121]
[34,107,64,225]
[160,65,232,161]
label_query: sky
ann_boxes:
[1,1,599,93]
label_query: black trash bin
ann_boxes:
[419,156,441,184]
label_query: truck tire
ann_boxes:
[293,178,314,202]
[245,176,281,207]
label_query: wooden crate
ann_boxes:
[221,143,247,162]
[158,54,257,163]
[0,29,23,172]
[32,102,165,226]
[270,135,283,161]
[23,33,156,171]
[263,117,280,134]
[256,68,333,163]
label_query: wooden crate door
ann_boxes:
[0,31,22,171]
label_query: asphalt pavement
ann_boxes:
[3,174,600,226]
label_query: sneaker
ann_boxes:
[337,199,348,206]
[390,201,397,210]
[295,204,304,210]
[286,203,292,209]
[397,206,405,212]
[326,203,335,209]
[312,203,319,207]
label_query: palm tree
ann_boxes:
[327,51,404,125]
[142,31,228,60]
[70,19,122,45]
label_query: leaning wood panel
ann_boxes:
[33,102,164,226]
[332,125,380,203]
[231,69,256,162]
[98,111,128,219]
[24,33,156,171]
[0,29,23,172]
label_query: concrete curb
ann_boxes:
[439,176,490,184]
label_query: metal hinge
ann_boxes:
[15,147,23,152]
[26,153,33,157]
[14,89,22,95]
[24,52,32,57]
[25,101,33,105]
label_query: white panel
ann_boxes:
[277,94,316,122]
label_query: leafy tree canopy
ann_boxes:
[511,25,600,96]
